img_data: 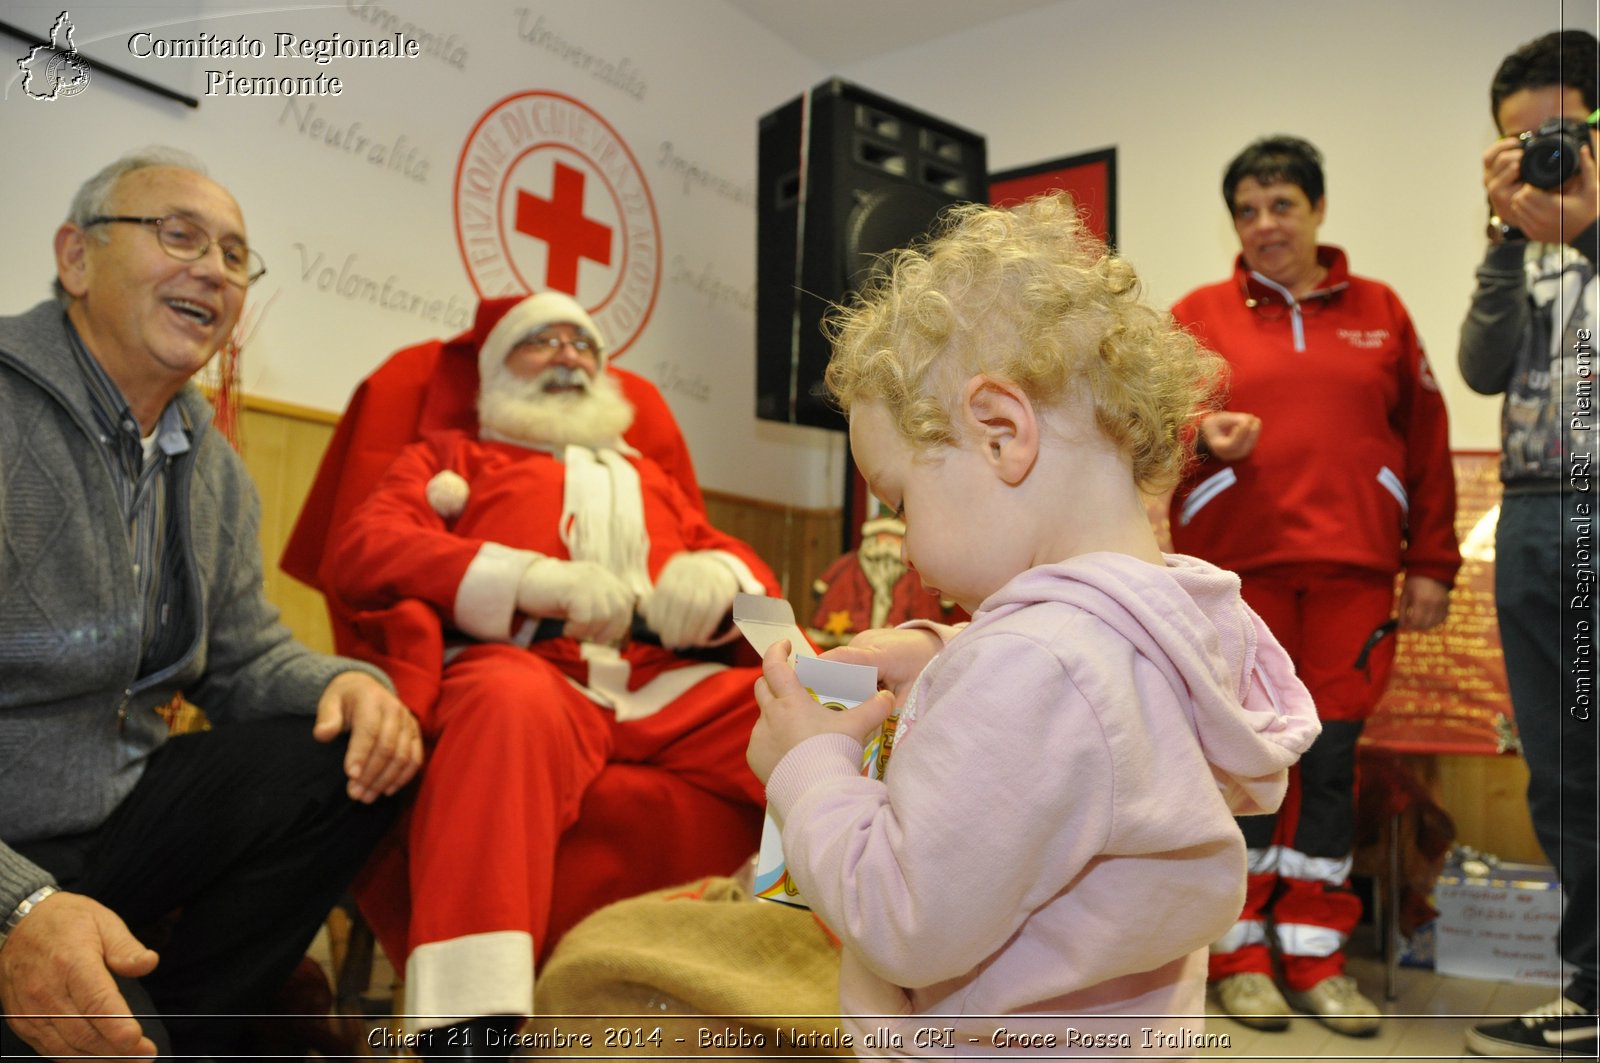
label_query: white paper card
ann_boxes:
[734,594,882,909]
[731,592,816,660]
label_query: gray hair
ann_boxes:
[54,145,210,304]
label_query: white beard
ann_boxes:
[478,364,636,449]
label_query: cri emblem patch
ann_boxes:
[454,90,661,357]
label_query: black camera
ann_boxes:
[1519,117,1594,190]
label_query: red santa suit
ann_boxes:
[327,429,778,1030]
[1170,246,1460,992]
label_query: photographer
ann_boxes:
[1458,28,1598,1058]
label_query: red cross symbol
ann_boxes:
[514,162,613,294]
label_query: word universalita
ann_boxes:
[126,30,420,97]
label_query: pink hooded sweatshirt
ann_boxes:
[766,553,1321,1059]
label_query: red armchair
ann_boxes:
[281,297,762,973]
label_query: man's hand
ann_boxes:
[821,625,945,709]
[748,640,896,785]
[643,551,739,649]
[1483,134,1527,223]
[0,891,159,1060]
[1397,574,1451,632]
[516,558,636,645]
[312,672,423,803]
[1485,137,1600,245]
[1197,411,1261,462]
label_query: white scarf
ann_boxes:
[559,445,654,601]
[559,445,726,722]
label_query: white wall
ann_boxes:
[842,0,1600,453]
[3,0,1597,514]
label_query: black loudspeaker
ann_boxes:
[756,79,988,429]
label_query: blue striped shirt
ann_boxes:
[64,317,193,677]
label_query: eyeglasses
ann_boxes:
[85,214,267,287]
[517,334,598,356]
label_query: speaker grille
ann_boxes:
[756,79,987,429]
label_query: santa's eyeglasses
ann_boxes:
[518,333,597,356]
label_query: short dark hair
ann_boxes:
[1221,135,1325,212]
[1491,29,1598,126]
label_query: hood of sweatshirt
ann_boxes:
[971,551,1321,815]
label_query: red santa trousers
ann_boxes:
[400,643,764,1029]
[1208,564,1397,991]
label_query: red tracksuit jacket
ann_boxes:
[1170,246,1460,586]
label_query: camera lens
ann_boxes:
[1521,141,1576,189]
[1519,122,1583,189]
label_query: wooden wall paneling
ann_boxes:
[703,490,844,624]
[1429,752,1544,865]
[237,399,337,656]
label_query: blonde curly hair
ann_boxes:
[824,193,1223,493]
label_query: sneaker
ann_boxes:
[1286,974,1381,1037]
[1215,972,1291,1031]
[1465,996,1598,1057]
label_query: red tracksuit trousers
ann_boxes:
[1208,564,1398,991]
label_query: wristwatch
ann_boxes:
[1487,215,1526,244]
[0,885,59,947]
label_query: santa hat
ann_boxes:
[477,291,606,380]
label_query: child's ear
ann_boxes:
[959,375,1038,485]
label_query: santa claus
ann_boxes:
[326,292,778,1055]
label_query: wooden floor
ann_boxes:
[1196,938,1562,1061]
[307,920,1569,1060]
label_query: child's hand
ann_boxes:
[823,626,945,708]
[748,640,896,785]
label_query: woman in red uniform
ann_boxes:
[1170,135,1460,1038]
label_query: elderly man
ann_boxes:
[0,147,421,1061]
[326,291,777,1056]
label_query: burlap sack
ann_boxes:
[528,874,847,1059]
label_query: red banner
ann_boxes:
[1363,452,1514,755]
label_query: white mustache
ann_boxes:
[538,365,591,392]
